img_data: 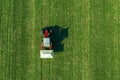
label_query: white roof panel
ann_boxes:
[43,38,50,47]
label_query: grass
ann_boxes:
[0,0,120,80]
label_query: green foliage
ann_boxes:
[0,0,120,80]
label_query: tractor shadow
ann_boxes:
[42,25,69,52]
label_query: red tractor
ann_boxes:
[41,29,52,50]
[40,29,53,58]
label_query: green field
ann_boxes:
[0,0,120,80]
